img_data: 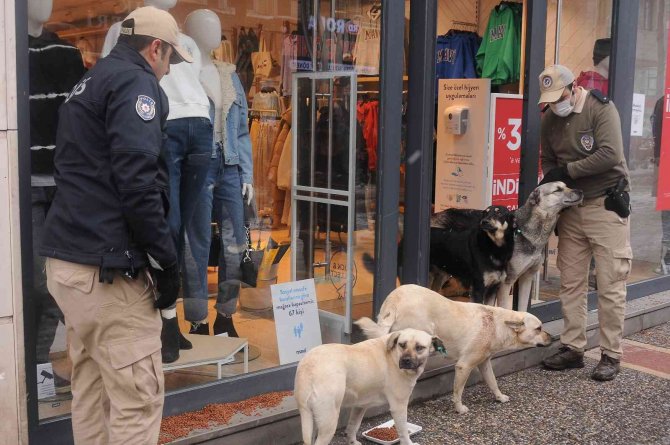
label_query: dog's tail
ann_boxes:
[355,302,400,339]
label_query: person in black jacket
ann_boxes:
[39,7,192,443]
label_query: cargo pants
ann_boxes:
[556,196,633,359]
[46,258,164,445]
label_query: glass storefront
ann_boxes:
[30,0,386,422]
[630,0,670,282]
[20,0,670,439]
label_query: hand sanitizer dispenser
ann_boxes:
[444,106,469,135]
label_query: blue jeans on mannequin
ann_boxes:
[183,157,247,332]
[164,117,213,252]
[160,117,213,361]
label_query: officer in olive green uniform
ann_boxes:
[537,64,632,381]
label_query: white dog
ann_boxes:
[294,328,443,445]
[356,284,552,414]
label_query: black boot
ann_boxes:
[542,346,584,370]
[591,353,620,381]
[213,313,239,337]
[179,331,193,349]
[189,322,210,335]
[160,317,180,363]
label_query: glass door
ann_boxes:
[291,71,358,336]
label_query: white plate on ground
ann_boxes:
[361,419,422,445]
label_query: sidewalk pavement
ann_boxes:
[330,322,670,445]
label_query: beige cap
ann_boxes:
[120,6,192,64]
[538,64,575,104]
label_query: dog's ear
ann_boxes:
[386,332,401,352]
[528,189,541,206]
[431,336,447,355]
[505,320,525,332]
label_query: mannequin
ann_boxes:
[28,0,85,392]
[28,0,52,37]
[102,0,213,364]
[182,9,254,337]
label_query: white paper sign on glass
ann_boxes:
[271,278,322,365]
[37,363,56,399]
[631,93,645,137]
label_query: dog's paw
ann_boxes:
[496,393,510,403]
[454,404,469,414]
[348,440,362,445]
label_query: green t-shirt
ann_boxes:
[476,3,522,85]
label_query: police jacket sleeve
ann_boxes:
[106,72,177,268]
[540,113,558,174]
[566,103,624,179]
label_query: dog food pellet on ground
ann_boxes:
[367,425,398,441]
[158,391,292,444]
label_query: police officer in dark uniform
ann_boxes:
[39,7,193,444]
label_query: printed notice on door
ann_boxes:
[271,279,322,365]
[435,79,491,211]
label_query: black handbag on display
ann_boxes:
[604,177,631,218]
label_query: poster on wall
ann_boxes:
[657,25,670,209]
[489,94,523,209]
[435,79,492,211]
[271,279,322,365]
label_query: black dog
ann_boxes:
[429,206,515,305]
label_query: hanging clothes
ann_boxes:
[251,89,284,119]
[236,28,259,94]
[251,119,280,217]
[280,33,313,96]
[356,99,379,172]
[353,18,381,75]
[436,30,481,83]
[476,1,522,85]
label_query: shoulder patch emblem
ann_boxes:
[136,95,156,121]
[580,134,594,151]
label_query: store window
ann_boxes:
[630,0,670,282]
[427,0,525,301]
[537,0,613,305]
[27,0,384,422]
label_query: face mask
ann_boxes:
[550,90,574,117]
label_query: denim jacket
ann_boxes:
[218,67,253,185]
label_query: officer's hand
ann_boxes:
[539,166,577,189]
[151,263,181,309]
[242,183,254,206]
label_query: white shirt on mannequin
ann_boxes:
[101,0,210,121]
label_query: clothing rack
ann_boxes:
[452,20,478,29]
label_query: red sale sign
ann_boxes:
[657,25,670,209]
[490,94,523,210]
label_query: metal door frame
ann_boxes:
[291,70,358,334]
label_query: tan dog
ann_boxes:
[356,284,552,414]
[294,328,443,445]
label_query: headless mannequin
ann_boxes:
[185,9,254,203]
[28,0,53,37]
[183,9,253,337]
[28,0,85,373]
